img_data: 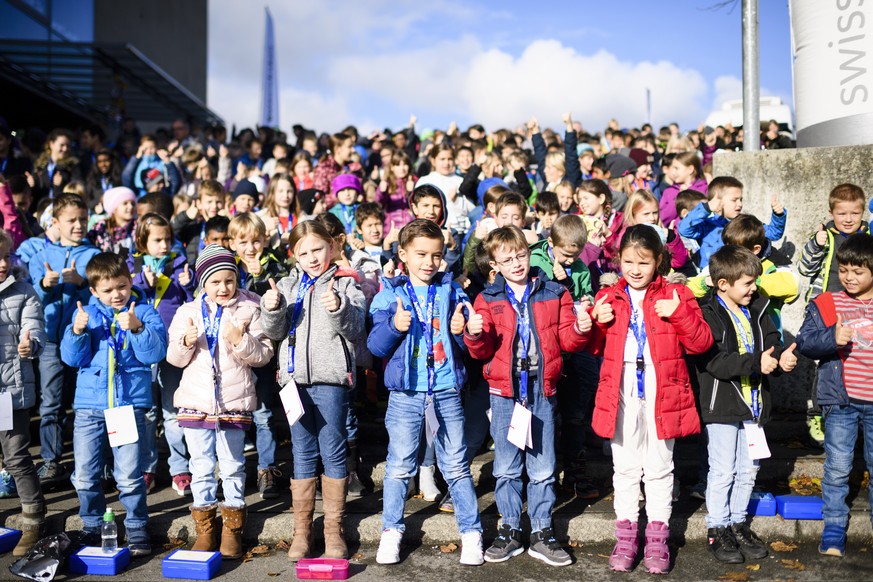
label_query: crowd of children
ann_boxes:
[0,115,869,574]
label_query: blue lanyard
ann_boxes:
[506,283,532,406]
[201,296,223,393]
[102,312,126,404]
[547,247,572,278]
[340,205,355,233]
[239,269,249,290]
[198,222,206,251]
[287,272,318,374]
[717,296,760,418]
[404,280,437,396]
[102,176,111,192]
[626,285,647,399]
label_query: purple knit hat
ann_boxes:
[195,244,238,286]
[331,173,362,194]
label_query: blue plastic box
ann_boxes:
[162,549,222,580]
[0,528,22,554]
[69,546,131,575]
[776,495,823,520]
[747,492,777,516]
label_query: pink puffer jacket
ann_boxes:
[168,289,274,414]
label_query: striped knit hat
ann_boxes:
[195,244,238,286]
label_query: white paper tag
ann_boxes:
[169,550,216,562]
[279,379,304,427]
[104,405,138,447]
[0,392,13,431]
[507,402,533,451]
[424,398,440,446]
[744,420,771,460]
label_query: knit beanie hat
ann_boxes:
[195,244,238,286]
[233,179,258,201]
[331,173,362,195]
[298,188,325,215]
[103,186,137,216]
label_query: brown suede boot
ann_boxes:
[321,475,348,559]
[219,504,246,559]
[288,478,317,561]
[13,502,45,557]
[191,506,219,552]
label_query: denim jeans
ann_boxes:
[71,408,149,530]
[345,386,359,444]
[382,388,481,534]
[184,427,246,508]
[38,342,73,463]
[253,364,278,470]
[142,361,189,475]
[822,402,873,528]
[0,409,45,505]
[705,422,760,528]
[490,386,557,532]
[292,384,348,480]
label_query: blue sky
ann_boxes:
[208,0,793,134]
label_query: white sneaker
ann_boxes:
[459,531,484,566]
[418,465,441,502]
[376,528,403,565]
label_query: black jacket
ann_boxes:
[694,290,783,425]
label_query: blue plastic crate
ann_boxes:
[747,492,777,516]
[776,495,823,520]
[162,549,222,580]
[0,528,22,554]
[69,546,131,575]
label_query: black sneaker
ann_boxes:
[707,527,744,563]
[257,467,282,500]
[731,523,768,560]
[37,461,68,486]
[81,527,101,547]
[484,524,524,563]
[573,478,600,500]
[127,528,151,558]
[528,528,572,567]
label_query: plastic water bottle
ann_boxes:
[101,508,117,553]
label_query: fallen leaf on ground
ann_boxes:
[770,541,798,552]
[267,573,281,577]
[746,564,761,571]
[596,553,610,559]
[719,572,750,581]
[250,544,271,555]
[352,552,366,560]
[163,537,186,550]
[789,476,822,495]
[275,539,291,550]
[781,559,807,570]
[439,543,457,553]
[569,540,580,548]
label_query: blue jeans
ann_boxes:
[822,402,873,528]
[490,387,557,532]
[143,361,189,475]
[345,385,359,444]
[71,408,149,531]
[184,427,246,508]
[292,384,348,480]
[382,389,481,534]
[705,422,760,528]
[253,364,278,470]
[38,342,71,463]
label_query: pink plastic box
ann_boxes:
[296,558,349,580]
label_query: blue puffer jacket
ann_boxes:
[367,272,468,392]
[28,242,102,343]
[127,252,195,331]
[796,292,851,406]
[60,289,168,410]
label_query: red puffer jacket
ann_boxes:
[465,271,589,398]
[587,273,713,440]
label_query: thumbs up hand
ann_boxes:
[464,302,483,336]
[178,263,192,286]
[575,298,592,333]
[450,302,467,335]
[320,279,340,312]
[183,317,199,348]
[654,289,681,318]
[779,342,798,373]
[42,262,60,288]
[393,297,412,333]
[61,259,84,286]
[760,346,779,375]
[143,265,156,288]
[262,279,281,312]
[835,314,853,347]
[18,329,33,358]
[73,301,90,335]
[592,295,615,324]
[117,302,142,333]
[552,259,568,281]
[223,317,249,347]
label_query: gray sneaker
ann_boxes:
[484,524,524,563]
[37,461,68,486]
[528,528,572,567]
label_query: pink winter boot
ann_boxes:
[643,521,671,574]
[609,519,639,572]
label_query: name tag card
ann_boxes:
[279,379,304,427]
[104,405,138,447]
[0,392,13,431]
[744,420,771,460]
[424,399,440,446]
[507,403,533,451]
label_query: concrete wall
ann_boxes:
[93,0,207,102]
[713,146,873,411]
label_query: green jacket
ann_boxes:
[528,239,593,302]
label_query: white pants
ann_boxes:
[610,363,675,524]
